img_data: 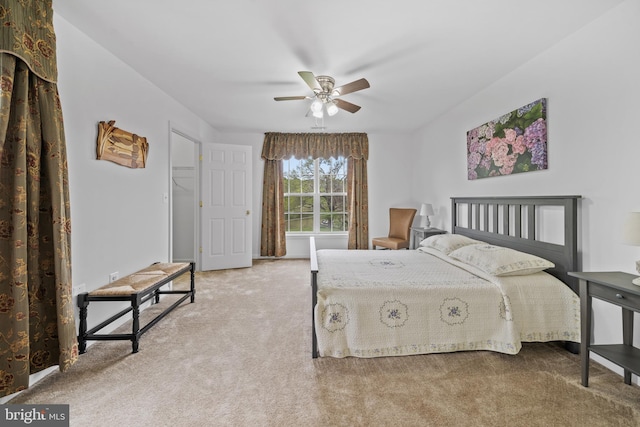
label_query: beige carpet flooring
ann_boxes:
[10,259,640,426]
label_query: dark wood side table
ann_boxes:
[410,227,446,249]
[568,271,640,387]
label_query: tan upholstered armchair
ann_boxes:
[372,208,417,250]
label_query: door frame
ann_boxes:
[168,123,201,271]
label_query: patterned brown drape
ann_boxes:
[260,159,286,257]
[0,1,78,398]
[346,157,368,249]
[260,132,369,256]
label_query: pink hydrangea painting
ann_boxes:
[467,98,547,180]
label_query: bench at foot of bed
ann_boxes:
[77,262,195,354]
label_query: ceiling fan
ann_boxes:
[274,71,370,118]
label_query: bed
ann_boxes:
[309,195,582,358]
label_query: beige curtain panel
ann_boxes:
[0,0,78,398]
[260,133,369,256]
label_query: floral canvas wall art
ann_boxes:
[467,98,547,180]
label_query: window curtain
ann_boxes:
[260,132,369,256]
[347,157,368,249]
[0,1,78,397]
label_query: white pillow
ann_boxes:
[420,234,482,255]
[448,244,554,276]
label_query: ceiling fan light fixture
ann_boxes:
[274,71,369,118]
[310,98,323,113]
[326,100,339,116]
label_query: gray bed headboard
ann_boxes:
[451,196,581,293]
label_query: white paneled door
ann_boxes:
[200,143,252,270]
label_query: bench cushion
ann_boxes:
[89,262,190,296]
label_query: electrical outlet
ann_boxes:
[109,272,119,283]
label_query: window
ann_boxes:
[283,156,348,233]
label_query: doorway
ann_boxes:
[170,129,199,268]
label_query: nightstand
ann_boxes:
[568,271,640,387]
[410,227,446,249]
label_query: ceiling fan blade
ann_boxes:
[332,78,370,96]
[298,71,321,91]
[334,98,361,113]
[274,96,308,101]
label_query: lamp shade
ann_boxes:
[420,203,434,216]
[623,212,640,245]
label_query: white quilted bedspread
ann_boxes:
[315,248,580,358]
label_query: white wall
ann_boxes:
[54,14,219,322]
[410,0,640,378]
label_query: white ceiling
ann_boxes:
[52,0,623,134]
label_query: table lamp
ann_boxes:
[623,212,640,285]
[420,203,434,228]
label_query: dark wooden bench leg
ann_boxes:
[77,293,89,354]
[132,295,141,353]
[190,262,196,303]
